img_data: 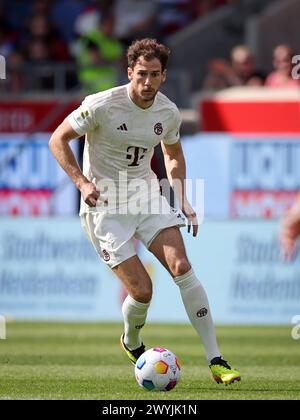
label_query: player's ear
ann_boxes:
[128,67,133,81]
[162,70,167,83]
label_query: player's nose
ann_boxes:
[144,76,152,86]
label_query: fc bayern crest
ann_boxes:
[154,122,163,135]
[101,249,110,262]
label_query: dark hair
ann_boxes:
[127,38,171,72]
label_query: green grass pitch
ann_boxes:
[0,322,299,400]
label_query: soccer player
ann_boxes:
[279,196,300,260]
[49,38,241,385]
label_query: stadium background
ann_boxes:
[1,1,300,326]
[1,0,300,327]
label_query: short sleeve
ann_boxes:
[162,108,181,145]
[67,96,98,136]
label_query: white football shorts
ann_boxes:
[80,195,186,268]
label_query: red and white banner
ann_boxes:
[200,88,300,134]
[230,191,298,219]
[0,100,80,133]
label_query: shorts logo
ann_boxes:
[80,110,89,119]
[135,323,145,330]
[102,249,110,262]
[154,123,163,135]
[197,307,208,318]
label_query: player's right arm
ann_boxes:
[279,197,300,260]
[49,119,100,207]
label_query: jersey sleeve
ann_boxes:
[67,96,99,136]
[162,108,181,145]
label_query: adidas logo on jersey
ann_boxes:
[117,123,128,131]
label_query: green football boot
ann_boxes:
[120,334,145,365]
[209,357,241,385]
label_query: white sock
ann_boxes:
[122,294,150,350]
[174,268,221,363]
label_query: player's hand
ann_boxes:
[279,202,300,261]
[182,200,198,237]
[80,181,100,207]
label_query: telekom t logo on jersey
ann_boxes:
[126,146,147,167]
[0,55,6,79]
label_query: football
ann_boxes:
[134,347,181,391]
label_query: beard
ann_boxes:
[141,90,157,102]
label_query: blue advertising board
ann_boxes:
[0,134,78,215]
[0,217,299,324]
[181,134,300,218]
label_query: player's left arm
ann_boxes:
[161,140,198,237]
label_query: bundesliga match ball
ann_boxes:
[135,347,181,391]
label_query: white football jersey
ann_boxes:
[67,83,181,214]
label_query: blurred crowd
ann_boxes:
[1,0,299,95]
[203,43,300,90]
[0,0,233,93]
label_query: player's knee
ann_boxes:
[170,258,191,278]
[133,285,152,304]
